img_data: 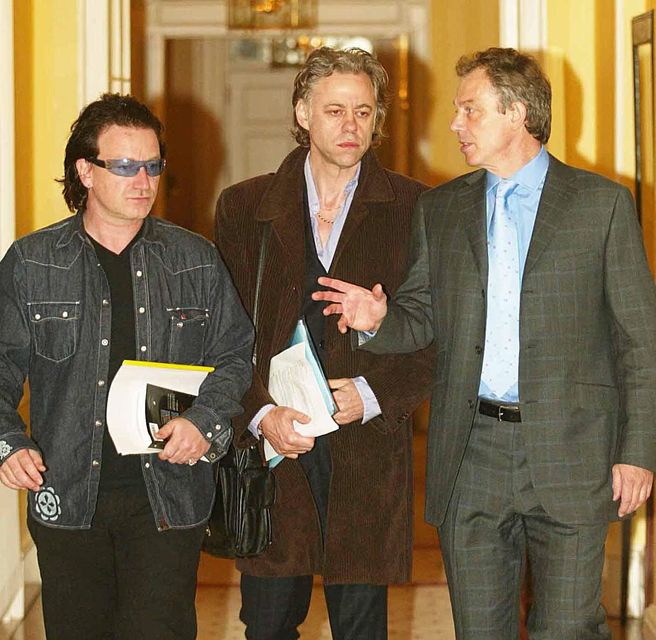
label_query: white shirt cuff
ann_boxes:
[247,404,275,438]
[352,376,382,424]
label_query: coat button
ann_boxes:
[468,399,475,409]
[475,345,483,355]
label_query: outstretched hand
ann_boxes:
[312,277,388,334]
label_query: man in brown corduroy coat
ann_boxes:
[215,47,434,640]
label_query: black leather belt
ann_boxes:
[478,399,522,422]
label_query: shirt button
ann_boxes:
[95,420,102,427]
[98,380,105,387]
[140,345,147,352]
[34,313,41,320]
[206,432,213,438]
[136,270,143,277]
[138,307,145,314]
[145,462,151,469]
[62,311,68,318]
[215,424,221,430]
[209,453,217,460]
[92,460,100,467]
[101,339,109,346]
[102,299,109,306]
[176,322,184,328]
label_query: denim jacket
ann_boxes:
[0,213,253,530]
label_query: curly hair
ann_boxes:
[291,47,389,147]
[456,47,551,144]
[58,93,165,212]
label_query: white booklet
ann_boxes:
[266,320,339,463]
[106,360,213,455]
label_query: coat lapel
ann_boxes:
[461,170,488,287]
[254,148,307,293]
[523,155,576,277]
[329,150,395,273]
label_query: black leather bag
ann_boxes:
[202,443,275,558]
[202,223,274,558]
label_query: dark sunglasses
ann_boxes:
[86,157,166,177]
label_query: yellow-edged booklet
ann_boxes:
[106,360,214,455]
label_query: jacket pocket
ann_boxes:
[28,301,80,362]
[167,307,209,365]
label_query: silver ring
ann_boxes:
[188,458,197,466]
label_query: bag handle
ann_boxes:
[252,223,271,366]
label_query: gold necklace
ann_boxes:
[316,211,337,224]
[315,201,343,225]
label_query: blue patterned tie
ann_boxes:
[480,180,519,398]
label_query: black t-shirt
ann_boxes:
[89,232,144,490]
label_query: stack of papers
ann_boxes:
[266,319,338,464]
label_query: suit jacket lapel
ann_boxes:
[461,170,488,288]
[523,155,575,277]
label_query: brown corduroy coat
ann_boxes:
[214,147,435,584]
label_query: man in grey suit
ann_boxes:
[313,47,656,638]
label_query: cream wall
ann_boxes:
[427,0,500,184]
[545,0,625,178]
[14,0,79,239]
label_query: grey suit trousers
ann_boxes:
[438,409,611,640]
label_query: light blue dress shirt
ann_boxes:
[248,153,382,437]
[478,145,549,403]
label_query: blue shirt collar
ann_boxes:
[485,145,549,194]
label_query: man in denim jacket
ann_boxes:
[0,94,253,639]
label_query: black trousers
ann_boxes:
[439,411,610,640]
[28,484,205,640]
[240,574,387,640]
[240,437,388,639]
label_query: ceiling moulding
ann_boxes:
[147,0,426,37]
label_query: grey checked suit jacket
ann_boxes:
[365,155,656,527]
